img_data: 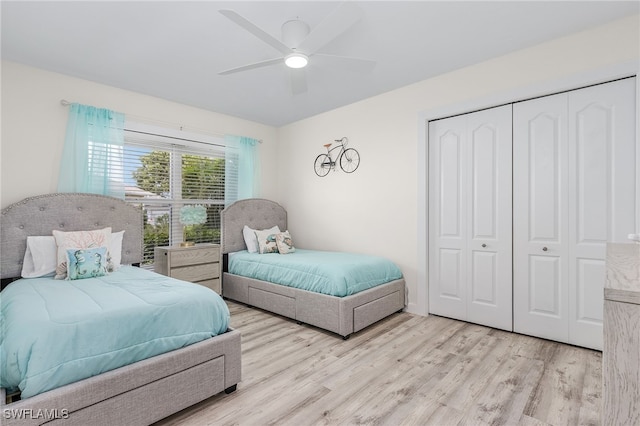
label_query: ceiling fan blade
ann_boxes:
[297,2,363,54]
[219,10,292,56]
[312,53,376,73]
[290,69,307,95]
[219,57,283,75]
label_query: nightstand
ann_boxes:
[154,243,221,294]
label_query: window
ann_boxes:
[122,124,229,265]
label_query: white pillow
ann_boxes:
[21,236,58,278]
[52,227,112,279]
[109,230,125,270]
[243,225,280,253]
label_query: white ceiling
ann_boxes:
[2,1,638,127]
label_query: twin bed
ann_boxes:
[220,198,406,339]
[0,194,405,425]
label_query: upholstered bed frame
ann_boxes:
[0,193,241,426]
[221,198,406,339]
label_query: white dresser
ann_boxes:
[603,243,640,425]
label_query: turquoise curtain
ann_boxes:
[224,135,260,206]
[58,103,125,198]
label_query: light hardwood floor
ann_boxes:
[155,301,602,426]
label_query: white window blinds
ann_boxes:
[122,125,227,265]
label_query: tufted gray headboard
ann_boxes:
[221,198,287,254]
[1,193,143,279]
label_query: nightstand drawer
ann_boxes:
[170,246,220,267]
[170,263,220,282]
[195,278,221,294]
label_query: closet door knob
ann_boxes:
[481,244,487,248]
[542,247,548,251]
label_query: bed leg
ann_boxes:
[342,334,351,340]
[224,384,237,394]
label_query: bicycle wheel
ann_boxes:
[314,154,331,177]
[339,148,360,173]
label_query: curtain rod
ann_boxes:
[59,99,263,143]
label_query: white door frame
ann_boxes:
[415,59,639,317]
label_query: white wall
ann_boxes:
[276,14,640,315]
[0,61,279,208]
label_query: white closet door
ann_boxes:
[429,105,512,331]
[465,107,512,330]
[429,114,468,322]
[513,93,570,343]
[514,77,636,350]
[567,78,637,349]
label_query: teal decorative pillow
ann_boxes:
[254,229,279,254]
[66,247,109,280]
[276,230,296,254]
[53,227,112,279]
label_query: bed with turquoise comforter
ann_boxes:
[0,265,230,399]
[229,249,403,297]
[221,198,407,339]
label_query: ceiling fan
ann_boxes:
[218,3,376,94]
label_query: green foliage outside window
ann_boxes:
[132,150,225,264]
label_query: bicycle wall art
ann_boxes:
[313,137,361,177]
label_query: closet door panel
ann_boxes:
[570,77,636,243]
[513,93,569,342]
[466,105,512,331]
[438,249,463,301]
[440,132,464,240]
[429,104,511,330]
[567,77,637,349]
[471,125,497,239]
[528,255,562,316]
[471,251,497,305]
[429,115,467,321]
[529,113,562,243]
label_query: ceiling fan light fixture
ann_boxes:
[285,52,309,69]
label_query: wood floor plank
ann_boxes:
[457,355,544,425]
[401,402,468,426]
[154,301,603,426]
[435,320,494,356]
[518,414,552,426]
[577,350,602,426]
[328,348,458,425]
[435,334,512,410]
[523,344,593,425]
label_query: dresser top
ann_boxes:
[156,243,219,251]
[605,243,640,305]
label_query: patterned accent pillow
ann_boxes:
[66,247,109,280]
[53,227,112,279]
[243,225,280,253]
[254,229,279,254]
[276,230,296,254]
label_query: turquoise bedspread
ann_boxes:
[0,266,229,398]
[228,249,403,297]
